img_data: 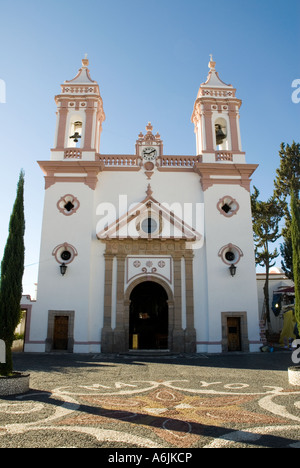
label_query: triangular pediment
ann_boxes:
[97,186,202,242]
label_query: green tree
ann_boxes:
[280,211,294,280]
[274,142,300,200]
[291,191,300,329]
[274,141,300,329]
[251,186,285,325]
[0,171,25,376]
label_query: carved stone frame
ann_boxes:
[101,239,196,354]
[46,310,75,353]
[221,311,249,353]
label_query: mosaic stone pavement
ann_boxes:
[0,353,300,448]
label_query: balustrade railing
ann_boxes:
[160,155,201,167]
[215,151,233,162]
[96,154,202,168]
[64,149,82,159]
[97,155,139,166]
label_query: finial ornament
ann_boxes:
[146,184,153,197]
[82,54,89,67]
[146,122,153,133]
[208,54,216,71]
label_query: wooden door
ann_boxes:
[53,316,69,350]
[227,317,241,351]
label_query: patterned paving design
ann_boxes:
[1,368,300,448]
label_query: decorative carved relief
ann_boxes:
[217,195,239,217]
[52,242,78,265]
[218,243,243,265]
[126,256,173,286]
[57,194,80,216]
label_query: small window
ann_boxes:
[57,194,80,216]
[225,251,235,262]
[52,243,78,265]
[218,243,243,265]
[217,196,239,217]
[222,203,231,214]
[61,250,72,262]
[64,201,75,212]
[141,217,158,234]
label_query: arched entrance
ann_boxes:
[129,281,168,350]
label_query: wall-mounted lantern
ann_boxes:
[60,263,67,276]
[229,264,237,277]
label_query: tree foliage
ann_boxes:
[291,191,300,328]
[251,186,285,323]
[274,141,300,329]
[0,171,25,376]
[280,211,294,280]
[274,142,300,201]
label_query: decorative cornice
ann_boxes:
[38,160,104,190]
[193,162,258,192]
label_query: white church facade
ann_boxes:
[24,57,261,354]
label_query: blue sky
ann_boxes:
[0,0,299,297]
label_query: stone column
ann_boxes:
[56,104,68,150]
[203,108,214,152]
[113,254,127,352]
[172,254,185,352]
[228,103,240,152]
[83,103,95,150]
[101,253,114,353]
[184,252,196,352]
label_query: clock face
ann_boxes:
[142,147,157,161]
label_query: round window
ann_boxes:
[218,243,243,265]
[141,217,158,234]
[52,243,78,265]
[61,250,72,261]
[225,251,235,262]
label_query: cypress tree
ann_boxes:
[290,191,300,329]
[0,171,25,376]
[274,141,300,332]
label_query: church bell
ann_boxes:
[70,121,82,143]
[215,124,226,145]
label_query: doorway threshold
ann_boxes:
[123,349,172,357]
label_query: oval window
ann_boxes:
[141,217,158,234]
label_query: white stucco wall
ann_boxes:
[26,162,260,354]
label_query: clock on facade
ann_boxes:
[142,147,157,161]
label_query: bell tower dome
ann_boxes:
[191,56,245,163]
[52,56,105,161]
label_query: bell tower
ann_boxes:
[51,56,105,161]
[191,56,245,163]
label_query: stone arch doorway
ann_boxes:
[128,280,170,350]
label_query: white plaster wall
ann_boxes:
[26,181,104,353]
[94,169,204,240]
[201,183,260,352]
[27,163,260,354]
